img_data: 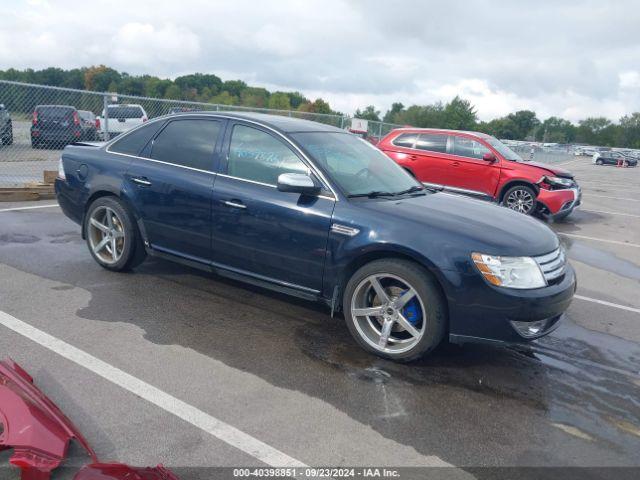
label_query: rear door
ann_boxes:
[445,135,501,198]
[409,133,451,185]
[124,117,224,262]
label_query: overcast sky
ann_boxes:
[2,0,639,121]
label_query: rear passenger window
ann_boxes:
[150,120,221,171]
[451,136,491,160]
[415,134,447,153]
[392,133,418,148]
[110,121,165,156]
[227,125,308,185]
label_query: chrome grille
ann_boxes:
[534,247,566,283]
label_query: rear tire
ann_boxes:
[84,196,147,272]
[343,259,447,362]
[595,159,603,165]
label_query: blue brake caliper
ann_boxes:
[400,290,422,326]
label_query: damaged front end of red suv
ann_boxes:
[0,358,178,480]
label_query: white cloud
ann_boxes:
[0,0,639,121]
[110,23,200,68]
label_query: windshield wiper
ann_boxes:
[348,186,427,198]
[393,185,426,196]
[348,190,396,198]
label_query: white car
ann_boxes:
[98,104,148,138]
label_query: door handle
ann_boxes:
[409,155,418,160]
[452,161,460,167]
[131,177,152,186]
[223,200,247,209]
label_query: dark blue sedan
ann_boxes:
[55,112,576,361]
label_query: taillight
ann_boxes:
[95,118,101,129]
[73,111,80,125]
[32,110,38,125]
[57,158,66,180]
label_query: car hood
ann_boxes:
[520,161,574,178]
[359,192,559,257]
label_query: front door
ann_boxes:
[125,118,224,262]
[211,122,335,292]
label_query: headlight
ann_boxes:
[545,176,573,187]
[472,253,546,289]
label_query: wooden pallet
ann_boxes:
[0,171,57,202]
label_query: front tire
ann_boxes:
[502,185,536,215]
[343,259,447,362]
[84,196,146,271]
[595,159,603,165]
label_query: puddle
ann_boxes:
[561,238,640,281]
[0,233,40,245]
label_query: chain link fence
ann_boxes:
[0,80,402,187]
[508,144,577,165]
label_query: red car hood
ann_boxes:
[0,359,179,480]
[0,358,98,476]
[524,161,574,178]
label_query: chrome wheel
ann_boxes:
[506,188,534,214]
[350,274,426,354]
[88,206,126,264]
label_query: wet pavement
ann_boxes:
[0,156,638,478]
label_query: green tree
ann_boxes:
[441,96,477,130]
[536,117,576,143]
[506,110,539,139]
[268,92,292,110]
[84,65,122,91]
[163,84,182,100]
[354,105,381,121]
[286,91,308,109]
[222,80,247,98]
[299,98,332,114]
[617,113,640,148]
[383,102,405,123]
[396,104,444,127]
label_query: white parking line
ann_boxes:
[580,208,640,218]
[582,193,640,202]
[574,295,640,315]
[557,232,640,248]
[0,203,59,213]
[0,310,306,468]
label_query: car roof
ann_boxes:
[388,127,493,139]
[170,111,345,134]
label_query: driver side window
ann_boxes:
[227,124,308,185]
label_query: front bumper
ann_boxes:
[445,263,576,345]
[537,186,581,216]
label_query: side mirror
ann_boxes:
[482,152,497,163]
[277,173,321,196]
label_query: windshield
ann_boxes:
[292,132,423,197]
[485,136,523,162]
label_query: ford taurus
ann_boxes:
[55,113,576,361]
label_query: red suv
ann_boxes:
[378,128,581,219]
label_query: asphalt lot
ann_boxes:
[0,156,638,479]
